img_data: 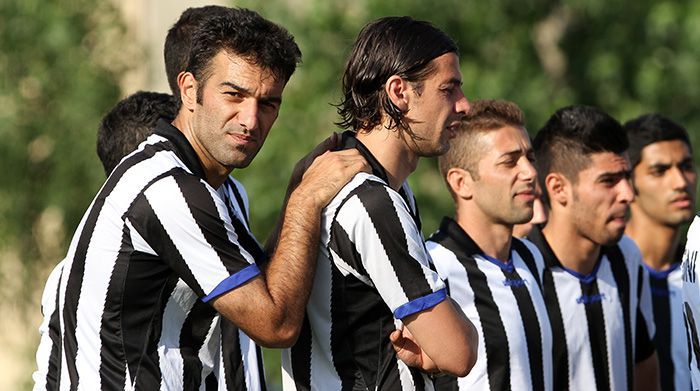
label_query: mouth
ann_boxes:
[670,194,693,209]
[514,188,536,201]
[228,133,257,146]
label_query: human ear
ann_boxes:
[545,173,570,207]
[384,75,409,112]
[446,167,475,200]
[179,72,198,112]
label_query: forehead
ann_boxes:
[426,52,461,82]
[480,125,531,151]
[207,50,285,93]
[578,151,630,178]
[639,139,692,164]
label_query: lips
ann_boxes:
[228,133,257,146]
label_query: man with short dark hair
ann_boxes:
[38,7,367,390]
[528,105,658,391]
[97,91,178,174]
[623,114,696,391]
[426,99,553,390]
[282,16,477,390]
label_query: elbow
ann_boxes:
[437,328,478,377]
[254,322,301,349]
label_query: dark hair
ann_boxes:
[164,5,230,98]
[533,105,628,191]
[440,99,525,181]
[623,113,692,168]
[97,91,177,175]
[336,16,458,136]
[187,7,301,104]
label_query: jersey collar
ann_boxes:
[154,119,207,180]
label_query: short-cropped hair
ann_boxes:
[439,99,525,182]
[623,113,692,168]
[97,91,177,175]
[187,7,301,104]
[534,105,628,192]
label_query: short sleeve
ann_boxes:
[127,172,260,301]
[331,181,445,319]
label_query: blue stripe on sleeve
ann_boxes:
[202,264,261,302]
[393,288,447,319]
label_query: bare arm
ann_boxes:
[634,353,659,391]
[212,148,368,348]
[394,298,478,377]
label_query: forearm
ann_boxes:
[262,189,323,338]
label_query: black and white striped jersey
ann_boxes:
[682,215,700,390]
[37,120,267,390]
[282,132,446,391]
[528,227,655,391]
[642,255,690,391]
[426,217,553,391]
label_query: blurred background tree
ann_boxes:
[3,0,700,389]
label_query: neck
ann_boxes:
[172,114,229,188]
[542,212,600,275]
[355,125,418,190]
[626,207,681,271]
[455,205,513,262]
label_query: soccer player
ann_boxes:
[38,7,368,390]
[624,113,696,391]
[282,16,477,390]
[528,105,658,391]
[426,99,553,390]
[33,90,177,389]
[682,213,700,390]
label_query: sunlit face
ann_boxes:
[192,51,285,170]
[632,140,697,227]
[403,52,470,157]
[570,152,634,246]
[471,126,538,225]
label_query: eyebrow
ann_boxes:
[597,169,631,181]
[498,147,533,160]
[220,81,282,105]
[441,78,463,88]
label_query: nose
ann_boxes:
[455,90,470,116]
[670,165,693,190]
[520,158,537,182]
[618,177,635,204]
[238,99,259,132]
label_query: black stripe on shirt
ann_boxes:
[98,224,132,388]
[580,278,611,391]
[46,270,63,390]
[289,315,312,390]
[221,318,245,390]
[502,265,544,391]
[650,274,673,390]
[527,225,568,391]
[607,245,634,387]
[684,304,700,375]
[181,301,217,389]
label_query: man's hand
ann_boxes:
[390,326,439,373]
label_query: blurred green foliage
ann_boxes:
[4,0,700,389]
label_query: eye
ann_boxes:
[225,91,243,99]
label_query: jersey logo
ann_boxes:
[576,293,606,304]
[684,249,698,284]
[503,278,527,287]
